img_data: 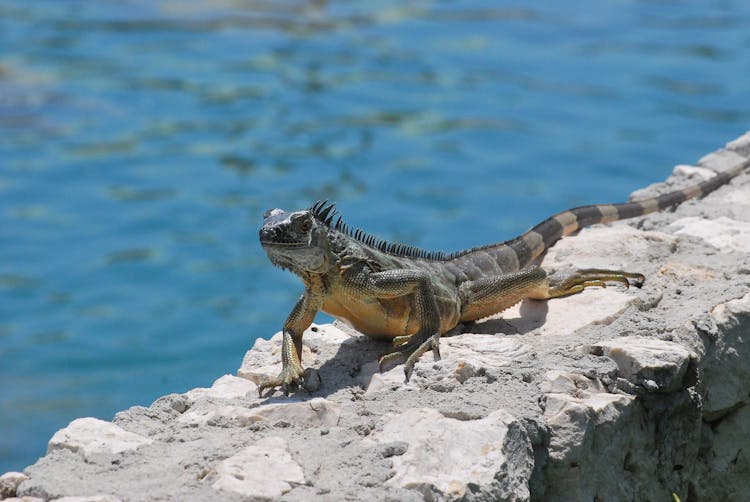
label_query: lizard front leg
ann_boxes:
[258,292,321,397]
[349,269,442,382]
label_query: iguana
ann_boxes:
[258,160,749,395]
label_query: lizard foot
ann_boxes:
[258,366,321,397]
[548,268,644,298]
[378,332,441,382]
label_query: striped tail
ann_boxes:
[507,159,750,269]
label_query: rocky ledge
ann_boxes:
[3,132,750,502]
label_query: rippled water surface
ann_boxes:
[2,0,749,471]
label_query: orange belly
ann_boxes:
[322,294,460,340]
[323,295,413,340]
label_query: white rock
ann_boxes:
[177,403,255,426]
[703,293,750,420]
[2,497,45,502]
[372,408,533,501]
[725,130,750,156]
[0,472,28,499]
[542,371,644,501]
[300,322,353,346]
[668,216,750,253]
[543,226,676,271]
[185,374,258,403]
[238,323,352,384]
[658,260,721,281]
[721,184,750,209]
[360,335,529,393]
[47,418,152,460]
[440,334,529,382]
[50,496,123,502]
[542,370,632,420]
[589,337,696,392]
[178,397,340,427]
[698,148,747,172]
[209,437,306,498]
[670,164,717,182]
[711,292,750,326]
[359,360,420,395]
[501,288,635,337]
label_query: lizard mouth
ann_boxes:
[260,240,306,248]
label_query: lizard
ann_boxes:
[258,159,749,395]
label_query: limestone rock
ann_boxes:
[543,226,676,271]
[441,334,530,382]
[208,437,305,499]
[2,497,45,502]
[671,164,717,181]
[499,287,636,337]
[542,371,642,501]
[359,360,419,395]
[50,496,124,502]
[693,404,750,500]
[360,335,529,393]
[372,408,534,501]
[184,374,257,403]
[541,369,702,501]
[0,472,28,499]
[721,183,750,210]
[668,216,750,253]
[658,260,721,281]
[588,337,696,393]
[725,131,750,156]
[47,418,152,460]
[702,293,750,420]
[698,146,747,172]
[178,397,340,427]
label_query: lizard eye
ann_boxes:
[299,219,312,233]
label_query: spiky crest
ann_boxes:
[310,200,450,261]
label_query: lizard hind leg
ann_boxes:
[378,332,441,382]
[541,268,645,299]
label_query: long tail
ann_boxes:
[502,159,750,269]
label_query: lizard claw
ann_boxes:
[258,367,321,397]
[378,332,441,382]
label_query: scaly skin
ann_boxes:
[258,160,750,396]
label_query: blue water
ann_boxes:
[1,0,749,472]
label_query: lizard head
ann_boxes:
[259,206,332,274]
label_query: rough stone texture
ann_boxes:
[5,132,750,501]
[360,334,530,394]
[184,374,257,403]
[669,216,750,253]
[588,337,696,393]
[46,418,153,461]
[208,437,306,499]
[50,497,123,502]
[0,472,28,500]
[178,397,341,428]
[692,403,750,500]
[370,408,534,501]
[701,292,750,421]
